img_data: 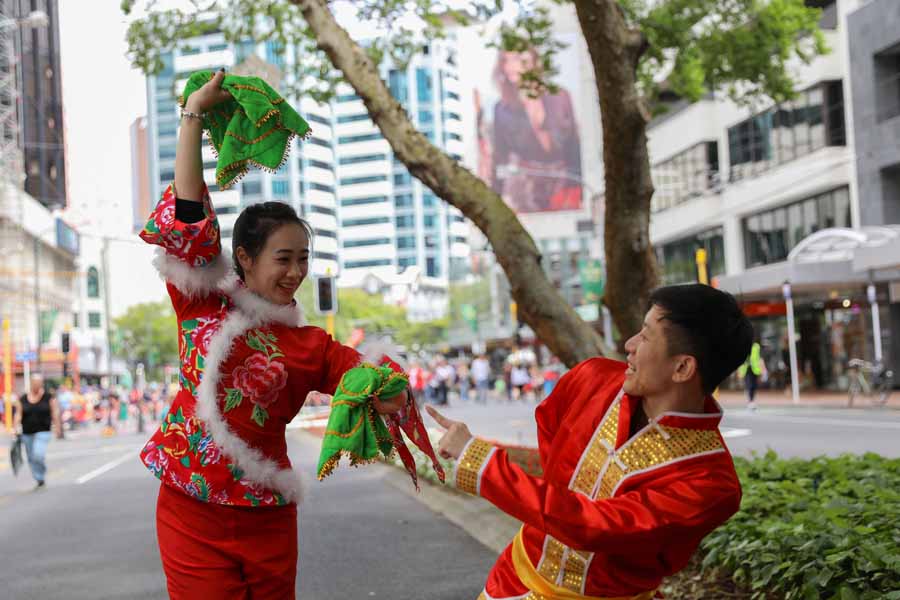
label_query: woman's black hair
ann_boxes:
[232,201,314,280]
[648,284,754,395]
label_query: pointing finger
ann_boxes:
[425,405,453,429]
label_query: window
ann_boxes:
[338,154,386,166]
[337,133,382,144]
[389,69,408,103]
[452,236,467,244]
[180,46,201,56]
[423,193,437,208]
[727,82,845,182]
[446,132,462,142]
[242,180,262,195]
[651,141,719,213]
[343,216,390,227]
[314,228,337,239]
[265,40,285,66]
[426,257,439,277]
[344,238,391,248]
[395,215,415,229]
[308,137,332,148]
[217,205,239,215]
[337,94,361,103]
[443,111,461,121]
[309,182,334,194]
[306,113,331,126]
[86,267,100,298]
[314,251,339,261]
[394,193,413,208]
[272,180,289,198]
[396,236,415,249]
[88,312,102,329]
[742,186,851,267]
[423,214,438,229]
[342,196,387,207]
[309,205,336,216]
[308,159,333,171]
[656,228,725,286]
[337,113,370,124]
[416,68,432,103]
[398,256,416,269]
[340,175,388,186]
[209,42,229,52]
[159,170,174,183]
[345,259,392,269]
[445,91,460,101]
[73,313,79,328]
[393,172,411,186]
[875,45,900,122]
[418,110,433,125]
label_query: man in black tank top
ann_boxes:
[13,375,60,490]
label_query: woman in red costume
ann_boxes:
[430,284,753,600]
[139,70,409,599]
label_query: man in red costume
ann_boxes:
[428,284,752,600]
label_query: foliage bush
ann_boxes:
[698,451,900,600]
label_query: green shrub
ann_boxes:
[699,451,900,600]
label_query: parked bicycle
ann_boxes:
[847,358,893,407]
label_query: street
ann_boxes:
[0,425,494,600]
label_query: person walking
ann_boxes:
[12,374,61,490]
[136,70,440,600]
[738,338,765,411]
[471,354,492,404]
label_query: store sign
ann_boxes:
[578,259,605,303]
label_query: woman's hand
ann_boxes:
[184,69,232,114]
[372,392,406,415]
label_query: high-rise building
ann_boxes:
[3,0,67,209]
[334,37,469,285]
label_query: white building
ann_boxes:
[646,0,900,391]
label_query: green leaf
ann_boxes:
[180,456,191,468]
[224,388,243,413]
[246,332,265,352]
[251,404,269,428]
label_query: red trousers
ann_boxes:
[156,483,298,599]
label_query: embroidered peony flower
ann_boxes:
[156,202,176,230]
[161,422,190,459]
[231,353,288,409]
[190,316,222,356]
[142,445,169,478]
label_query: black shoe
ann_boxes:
[34,481,45,491]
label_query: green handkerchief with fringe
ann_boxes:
[317,364,409,480]
[180,70,311,190]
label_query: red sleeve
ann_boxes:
[317,333,405,396]
[139,183,228,317]
[458,440,741,554]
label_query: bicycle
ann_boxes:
[846,358,893,407]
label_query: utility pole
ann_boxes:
[102,236,114,384]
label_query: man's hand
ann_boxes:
[185,69,232,114]
[426,406,473,460]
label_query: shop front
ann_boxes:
[716,227,900,394]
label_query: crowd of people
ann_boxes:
[406,347,566,406]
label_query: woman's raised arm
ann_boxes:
[175,69,231,201]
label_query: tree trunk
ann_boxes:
[573,0,659,343]
[292,0,607,367]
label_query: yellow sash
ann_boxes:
[511,528,657,600]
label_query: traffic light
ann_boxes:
[315,276,336,314]
[61,332,70,354]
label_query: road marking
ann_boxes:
[75,451,136,485]
[736,414,900,430]
[721,427,752,439]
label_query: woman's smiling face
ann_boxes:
[238,223,310,305]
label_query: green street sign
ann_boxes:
[578,259,605,303]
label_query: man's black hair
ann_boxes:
[648,284,754,395]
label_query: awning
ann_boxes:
[716,227,900,299]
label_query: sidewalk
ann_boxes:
[716,388,900,409]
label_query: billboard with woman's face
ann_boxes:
[474,39,584,214]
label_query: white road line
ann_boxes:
[75,451,137,485]
[721,428,752,438]
[732,414,900,430]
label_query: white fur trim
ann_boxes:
[220,276,305,327]
[194,309,305,504]
[153,248,232,299]
[358,337,407,371]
